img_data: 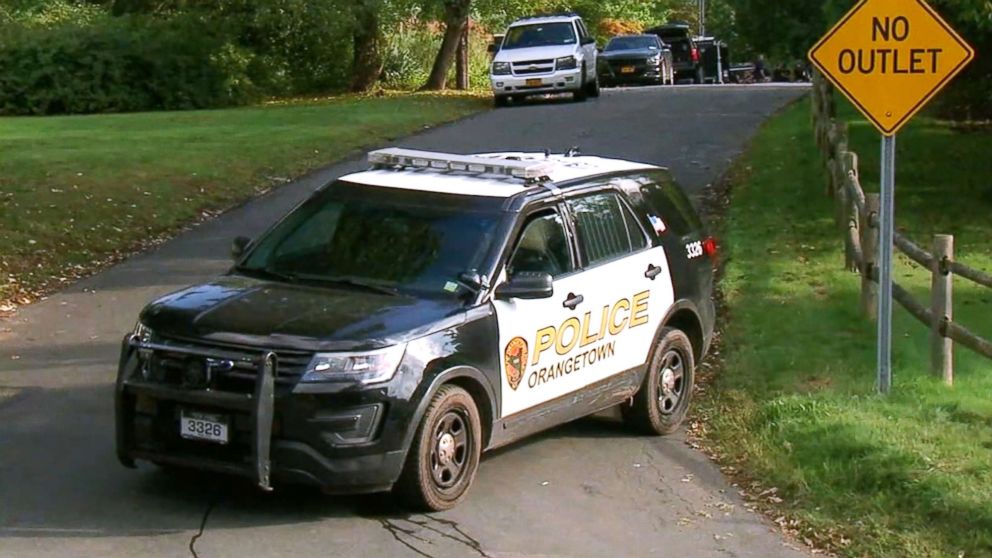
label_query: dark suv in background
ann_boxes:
[645,23,703,84]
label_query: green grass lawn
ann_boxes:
[701,97,992,557]
[0,93,488,307]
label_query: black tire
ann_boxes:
[574,67,589,102]
[621,327,695,435]
[394,385,482,511]
[494,94,509,108]
[587,74,601,98]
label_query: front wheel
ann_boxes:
[587,74,601,98]
[574,67,589,102]
[621,327,695,435]
[394,385,482,511]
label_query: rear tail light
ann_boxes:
[702,237,718,259]
[691,48,700,63]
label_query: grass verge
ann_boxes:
[0,92,488,310]
[697,97,992,557]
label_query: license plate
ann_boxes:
[180,410,229,444]
[621,66,636,74]
[525,78,543,86]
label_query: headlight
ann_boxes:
[132,321,154,344]
[299,345,406,385]
[492,62,511,76]
[555,56,577,70]
[647,55,661,65]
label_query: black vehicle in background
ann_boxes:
[598,34,675,87]
[695,37,729,84]
[645,23,702,84]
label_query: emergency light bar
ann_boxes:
[368,148,554,180]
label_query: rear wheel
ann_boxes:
[621,327,695,435]
[394,385,482,511]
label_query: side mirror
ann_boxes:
[494,272,554,301]
[582,37,597,46]
[487,43,498,54]
[231,236,251,261]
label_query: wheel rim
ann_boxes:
[656,349,686,414]
[430,409,471,489]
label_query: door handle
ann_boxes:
[644,264,663,280]
[562,293,584,310]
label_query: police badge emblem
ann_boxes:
[503,337,528,391]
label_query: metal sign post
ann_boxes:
[809,0,973,394]
[877,135,896,393]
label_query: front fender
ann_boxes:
[400,365,498,453]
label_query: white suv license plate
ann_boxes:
[180,411,229,444]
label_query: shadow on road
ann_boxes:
[0,383,642,540]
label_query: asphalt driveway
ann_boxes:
[0,83,809,558]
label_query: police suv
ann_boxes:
[490,13,601,106]
[115,149,716,511]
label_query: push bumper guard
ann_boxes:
[115,335,278,491]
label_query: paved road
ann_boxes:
[0,84,808,558]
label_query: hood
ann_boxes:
[494,44,578,63]
[601,48,663,60]
[140,275,465,351]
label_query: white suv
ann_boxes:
[490,14,600,107]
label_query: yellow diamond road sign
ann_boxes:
[809,0,974,135]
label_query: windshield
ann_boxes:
[502,22,576,49]
[606,37,659,51]
[239,181,503,299]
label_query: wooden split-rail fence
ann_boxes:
[810,71,992,386]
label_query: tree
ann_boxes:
[351,0,385,91]
[422,0,471,90]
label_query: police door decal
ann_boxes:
[494,192,675,418]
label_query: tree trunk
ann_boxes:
[455,25,469,90]
[422,0,471,91]
[350,1,384,92]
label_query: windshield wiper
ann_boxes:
[235,265,297,283]
[290,274,400,296]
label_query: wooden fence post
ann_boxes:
[861,194,880,319]
[931,234,954,385]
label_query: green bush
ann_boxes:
[380,23,493,90]
[0,15,259,115]
[381,23,442,90]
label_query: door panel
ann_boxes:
[493,193,675,419]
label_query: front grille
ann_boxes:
[512,59,555,75]
[145,335,313,392]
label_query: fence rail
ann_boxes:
[810,71,992,385]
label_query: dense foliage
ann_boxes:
[0,0,987,117]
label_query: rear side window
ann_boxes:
[636,173,702,237]
[567,192,648,267]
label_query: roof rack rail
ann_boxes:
[519,11,579,20]
[368,148,554,181]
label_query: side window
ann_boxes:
[567,192,647,267]
[637,173,702,237]
[576,20,589,41]
[507,210,574,278]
